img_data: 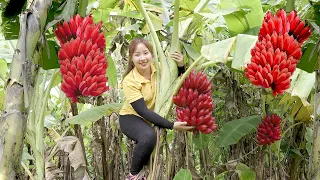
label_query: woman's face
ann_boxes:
[131,43,153,72]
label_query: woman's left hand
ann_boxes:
[173,122,196,131]
[171,51,184,67]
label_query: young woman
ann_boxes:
[119,38,194,180]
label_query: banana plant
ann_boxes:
[0,0,52,178]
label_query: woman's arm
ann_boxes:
[131,98,174,129]
[131,98,195,131]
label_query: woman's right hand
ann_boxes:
[173,122,196,131]
[171,51,184,67]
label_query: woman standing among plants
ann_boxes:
[119,37,194,180]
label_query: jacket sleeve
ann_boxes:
[178,66,185,76]
[130,98,174,129]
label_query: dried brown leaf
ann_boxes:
[46,136,90,180]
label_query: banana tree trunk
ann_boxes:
[0,0,52,179]
[310,70,320,179]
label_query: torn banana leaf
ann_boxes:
[279,94,313,122]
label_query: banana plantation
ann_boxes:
[0,0,319,179]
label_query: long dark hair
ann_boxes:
[122,38,154,78]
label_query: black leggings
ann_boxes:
[119,114,157,175]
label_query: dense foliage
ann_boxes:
[0,0,319,179]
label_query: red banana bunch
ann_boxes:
[256,114,282,145]
[54,14,105,49]
[173,70,218,134]
[55,15,109,103]
[245,9,311,96]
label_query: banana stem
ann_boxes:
[150,128,161,180]
[285,0,295,12]
[36,69,58,179]
[199,57,232,70]
[269,147,272,179]
[282,122,303,137]
[78,0,88,17]
[151,37,161,112]
[170,0,180,53]
[261,93,267,118]
[185,132,189,169]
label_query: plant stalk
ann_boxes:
[36,70,58,179]
[150,128,161,180]
[285,0,295,12]
[269,146,272,179]
[21,162,35,180]
[282,122,303,137]
[261,92,267,117]
[70,102,89,168]
[170,0,180,53]
[78,0,88,16]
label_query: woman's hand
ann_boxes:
[173,122,196,131]
[171,51,184,67]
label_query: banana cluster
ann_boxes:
[245,9,311,96]
[173,70,218,134]
[54,15,109,102]
[256,114,282,145]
